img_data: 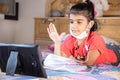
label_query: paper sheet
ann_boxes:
[44,54,87,73]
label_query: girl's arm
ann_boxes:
[83,50,100,66]
[54,42,68,57]
[47,23,66,56]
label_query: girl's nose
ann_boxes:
[71,22,79,28]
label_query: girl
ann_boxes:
[47,0,118,66]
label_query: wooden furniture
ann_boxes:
[34,17,120,44]
[96,17,120,43]
[103,0,120,17]
[34,17,69,44]
[45,0,82,17]
[45,0,120,17]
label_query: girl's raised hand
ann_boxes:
[47,23,65,43]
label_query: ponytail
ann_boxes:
[85,0,95,20]
[85,0,97,31]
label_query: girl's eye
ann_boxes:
[77,21,81,24]
[69,20,82,24]
[69,20,74,24]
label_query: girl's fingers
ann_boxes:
[52,23,57,32]
[48,23,58,34]
[48,23,52,32]
[47,28,50,35]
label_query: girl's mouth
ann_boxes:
[71,30,81,36]
[72,30,80,33]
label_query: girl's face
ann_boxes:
[69,14,89,36]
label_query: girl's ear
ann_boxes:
[89,20,94,28]
[87,21,94,29]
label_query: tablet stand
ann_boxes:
[6,51,18,76]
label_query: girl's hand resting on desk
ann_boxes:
[47,23,66,43]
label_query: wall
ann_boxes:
[0,0,46,44]
[0,20,16,43]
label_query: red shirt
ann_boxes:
[61,32,117,64]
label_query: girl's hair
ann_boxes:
[69,0,98,31]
